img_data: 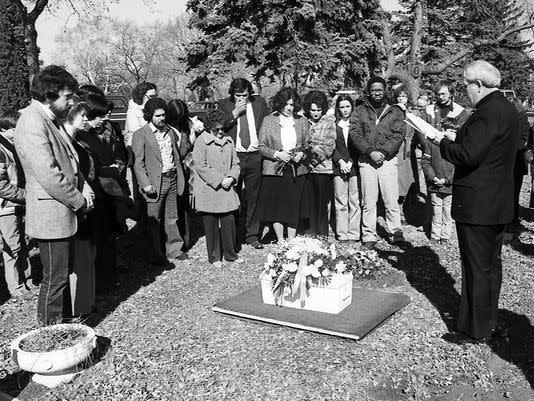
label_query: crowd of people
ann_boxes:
[0,60,531,344]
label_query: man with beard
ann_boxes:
[424,80,469,135]
[132,97,187,265]
[14,65,94,324]
[349,76,406,249]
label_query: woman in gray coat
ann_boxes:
[192,109,241,267]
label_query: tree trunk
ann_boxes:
[25,20,40,81]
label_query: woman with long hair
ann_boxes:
[256,87,310,242]
[332,94,361,242]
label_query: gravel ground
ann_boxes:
[1,178,533,400]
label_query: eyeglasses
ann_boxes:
[234,93,248,98]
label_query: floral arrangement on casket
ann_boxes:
[260,237,383,314]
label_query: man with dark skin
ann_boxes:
[349,77,406,249]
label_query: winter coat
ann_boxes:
[421,140,454,195]
[349,98,406,161]
[258,113,310,176]
[0,138,25,216]
[191,131,240,213]
[307,114,336,174]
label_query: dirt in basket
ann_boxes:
[19,327,86,353]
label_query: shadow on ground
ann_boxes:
[375,239,534,389]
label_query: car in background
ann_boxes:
[107,95,129,130]
[188,101,218,121]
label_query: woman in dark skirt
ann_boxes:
[257,87,310,242]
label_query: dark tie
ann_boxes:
[239,113,250,149]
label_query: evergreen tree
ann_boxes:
[0,0,31,111]
[186,0,383,94]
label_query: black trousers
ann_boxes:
[37,237,74,325]
[236,152,262,243]
[146,174,183,260]
[304,174,333,236]
[456,222,505,339]
[201,212,237,263]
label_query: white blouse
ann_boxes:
[279,115,297,151]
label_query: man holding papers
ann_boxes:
[431,60,519,344]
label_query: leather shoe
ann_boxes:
[442,332,488,345]
[174,253,189,261]
[249,240,264,250]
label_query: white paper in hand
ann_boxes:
[404,112,441,140]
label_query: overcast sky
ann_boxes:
[38,0,401,64]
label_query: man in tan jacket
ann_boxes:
[15,65,94,325]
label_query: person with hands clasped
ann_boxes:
[421,134,455,244]
[332,94,361,242]
[191,109,241,267]
[349,76,406,249]
[256,87,310,243]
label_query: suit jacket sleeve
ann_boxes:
[15,120,85,211]
[219,99,237,131]
[132,129,151,190]
[258,119,277,160]
[440,114,497,168]
[228,144,240,182]
[192,137,225,189]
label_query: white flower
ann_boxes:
[285,249,300,260]
[302,265,315,276]
[269,269,277,278]
[283,286,292,296]
[266,253,276,266]
[264,263,271,271]
[311,268,321,278]
[321,269,331,277]
[282,262,298,273]
[330,243,337,260]
[335,261,346,273]
[314,259,324,268]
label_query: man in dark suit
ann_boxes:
[433,60,519,343]
[218,78,269,249]
[132,97,187,264]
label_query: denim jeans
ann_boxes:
[430,192,452,240]
[0,213,30,294]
